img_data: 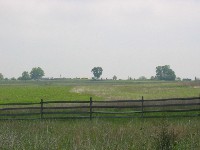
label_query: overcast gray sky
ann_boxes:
[0,0,200,79]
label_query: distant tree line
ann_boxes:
[0,65,197,81]
[0,67,45,81]
[18,67,45,80]
[91,65,177,81]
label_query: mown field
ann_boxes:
[0,80,200,149]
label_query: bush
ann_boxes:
[154,121,178,150]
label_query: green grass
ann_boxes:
[0,85,99,103]
[0,118,199,150]
[0,80,200,103]
[0,80,200,149]
[71,83,199,100]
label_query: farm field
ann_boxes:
[0,80,200,149]
[0,79,200,103]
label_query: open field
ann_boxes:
[0,80,200,149]
[0,80,200,103]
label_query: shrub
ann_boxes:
[154,121,178,150]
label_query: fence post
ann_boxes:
[199,94,200,116]
[141,96,144,118]
[90,97,93,120]
[40,99,43,119]
[199,93,200,101]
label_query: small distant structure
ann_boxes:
[41,77,51,80]
[81,78,88,80]
[128,76,132,80]
[182,78,192,81]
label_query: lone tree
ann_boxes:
[113,75,117,80]
[20,71,31,80]
[91,67,103,80]
[156,65,176,81]
[30,67,45,80]
[0,73,4,80]
[138,76,147,80]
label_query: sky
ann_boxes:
[0,0,200,79]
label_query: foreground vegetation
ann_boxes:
[0,118,199,149]
[0,80,200,149]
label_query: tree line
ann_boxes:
[0,67,44,81]
[91,65,177,81]
[0,65,196,81]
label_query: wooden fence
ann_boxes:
[0,96,200,120]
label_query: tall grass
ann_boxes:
[0,118,199,149]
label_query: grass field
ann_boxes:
[0,80,200,149]
[0,80,200,103]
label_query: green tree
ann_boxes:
[156,65,176,81]
[0,73,4,80]
[138,76,147,80]
[176,77,181,81]
[20,71,31,80]
[91,67,103,79]
[113,75,117,80]
[30,67,45,80]
[150,76,156,80]
[10,77,16,80]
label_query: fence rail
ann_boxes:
[0,96,200,120]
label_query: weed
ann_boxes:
[153,120,179,150]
